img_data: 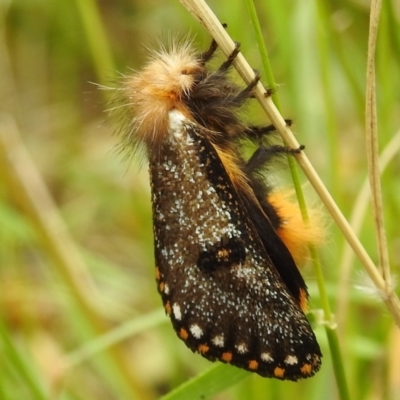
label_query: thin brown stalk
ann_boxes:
[337,130,400,328]
[365,0,391,286]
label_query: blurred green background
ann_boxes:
[1,0,400,399]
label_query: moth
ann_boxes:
[119,37,322,380]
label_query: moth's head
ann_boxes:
[121,40,202,149]
[126,40,203,104]
[151,47,203,99]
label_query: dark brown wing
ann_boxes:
[150,111,321,380]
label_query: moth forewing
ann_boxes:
[150,110,321,380]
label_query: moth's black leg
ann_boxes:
[292,144,305,153]
[247,80,275,100]
[200,23,228,64]
[250,125,277,135]
[218,41,241,72]
[264,88,275,97]
[247,119,293,141]
[200,39,218,64]
[228,71,261,106]
[241,70,261,95]
[245,144,304,173]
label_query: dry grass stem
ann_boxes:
[365,0,391,286]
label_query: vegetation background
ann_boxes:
[1,0,400,399]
